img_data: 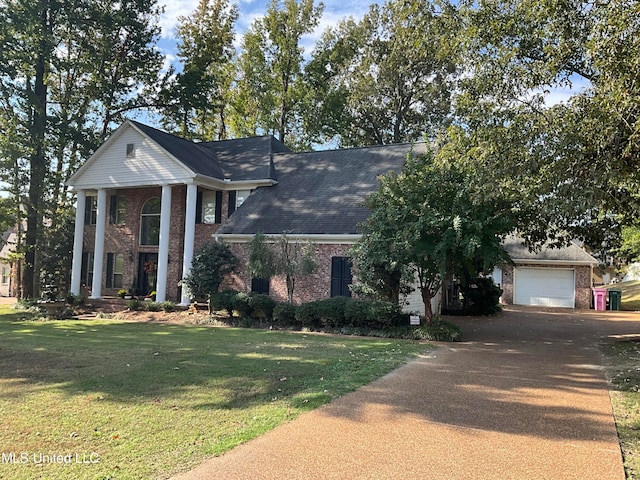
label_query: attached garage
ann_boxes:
[500,236,598,309]
[514,268,575,308]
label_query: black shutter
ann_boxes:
[106,253,114,288]
[195,191,203,224]
[228,191,237,217]
[330,257,353,297]
[251,278,270,294]
[215,191,223,223]
[109,195,117,224]
[81,252,88,285]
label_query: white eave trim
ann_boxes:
[193,175,278,190]
[215,233,361,244]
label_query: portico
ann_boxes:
[66,120,280,303]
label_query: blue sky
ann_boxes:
[156,0,373,67]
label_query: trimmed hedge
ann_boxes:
[202,291,460,341]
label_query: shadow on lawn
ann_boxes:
[0,320,331,409]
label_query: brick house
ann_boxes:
[67,120,596,310]
[67,120,425,305]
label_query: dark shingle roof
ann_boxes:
[131,121,225,178]
[218,142,426,235]
[131,121,285,181]
[502,236,597,264]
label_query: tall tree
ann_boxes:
[161,0,238,140]
[304,0,456,147]
[0,0,164,298]
[231,0,323,148]
[439,0,640,250]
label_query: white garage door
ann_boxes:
[514,268,575,308]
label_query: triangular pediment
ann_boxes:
[67,121,197,190]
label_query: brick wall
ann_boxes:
[225,242,353,304]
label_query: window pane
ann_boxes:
[140,198,161,245]
[236,189,251,208]
[141,216,160,245]
[202,190,217,224]
[142,198,161,214]
[117,197,126,224]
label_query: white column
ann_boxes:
[70,190,86,295]
[90,189,107,299]
[181,184,198,305]
[155,185,172,302]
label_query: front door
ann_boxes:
[138,253,158,296]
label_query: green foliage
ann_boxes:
[248,294,276,320]
[126,299,143,311]
[314,296,349,328]
[440,0,640,249]
[245,233,318,304]
[460,277,503,315]
[272,302,299,327]
[182,241,239,303]
[232,0,323,147]
[354,148,514,322]
[616,225,640,263]
[160,301,176,313]
[304,0,455,147]
[247,232,277,280]
[65,294,87,306]
[0,0,164,298]
[295,301,321,329]
[162,0,239,139]
[209,290,239,315]
[231,292,252,318]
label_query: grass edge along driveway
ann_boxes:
[0,308,432,480]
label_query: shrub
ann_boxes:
[315,296,349,328]
[461,277,502,315]
[160,301,175,313]
[344,299,372,328]
[367,300,403,328]
[209,291,238,315]
[248,294,276,320]
[65,294,87,306]
[413,320,462,341]
[273,303,299,327]
[126,299,143,311]
[295,301,321,329]
[232,292,252,318]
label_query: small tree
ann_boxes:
[355,148,515,324]
[182,241,239,313]
[246,232,317,303]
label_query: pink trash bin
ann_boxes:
[593,288,607,311]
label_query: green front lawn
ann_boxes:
[602,340,640,479]
[0,307,430,479]
[609,281,640,311]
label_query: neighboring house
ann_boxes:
[66,120,426,306]
[0,226,18,297]
[496,236,598,309]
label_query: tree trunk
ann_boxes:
[421,286,434,325]
[286,274,295,303]
[23,4,49,298]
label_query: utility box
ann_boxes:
[608,289,622,311]
[593,288,607,311]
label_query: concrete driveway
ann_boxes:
[172,307,639,480]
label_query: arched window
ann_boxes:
[140,198,161,246]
